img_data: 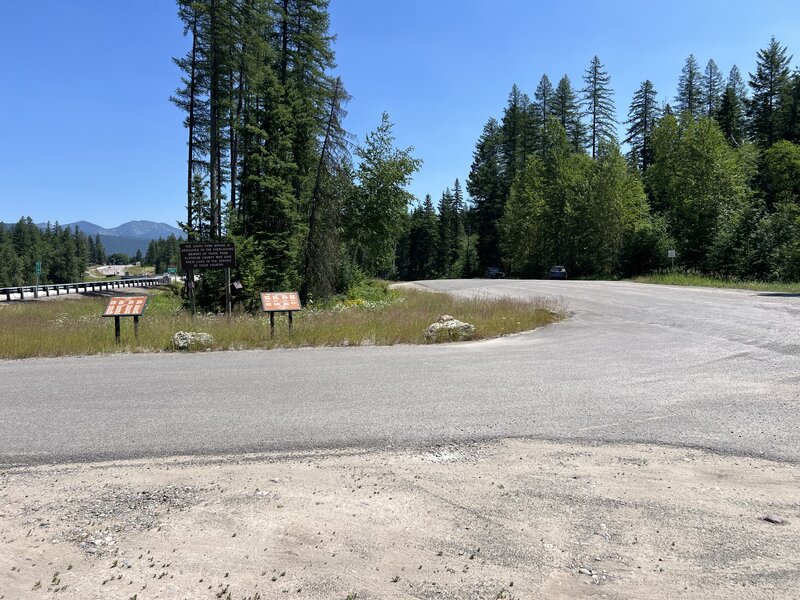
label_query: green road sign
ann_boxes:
[167,267,178,274]
[35,261,41,275]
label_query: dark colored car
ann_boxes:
[485,266,505,279]
[549,265,568,280]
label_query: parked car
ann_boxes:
[549,265,568,280]
[485,266,505,279]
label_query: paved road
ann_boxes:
[1,280,798,465]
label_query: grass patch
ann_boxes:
[0,284,560,360]
[631,271,800,293]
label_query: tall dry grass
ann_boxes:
[632,271,800,293]
[0,287,560,360]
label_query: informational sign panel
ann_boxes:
[103,296,148,317]
[260,291,302,312]
[180,242,236,270]
[667,249,676,258]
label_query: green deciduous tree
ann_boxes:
[647,115,749,269]
[344,112,422,276]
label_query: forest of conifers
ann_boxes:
[2,0,798,299]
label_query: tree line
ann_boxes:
[0,218,108,286]
[397,37,799,282]
[171,0,420,309]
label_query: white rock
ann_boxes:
[171,331,214,350]
[424,316,475,343]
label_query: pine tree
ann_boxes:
[716,66,749,146]
[552,75,585,153]
[300,76,353,301]
[581,55,616,158]
[702,59,724,118]
[780,69,800,143]
[728,65,748,100]
[172,0,210,240]
[625,80,660,171]
[437,187,464,277]
[534,74,555,154]
[237,60,298,290]
[273,0,337,214]
[675,54,703,119]
[467,118,505,269]
[500,85,531,192]
[94,233,106,265]
[717,85,747,146]
[749,36,792,147]
[404,195,439,280]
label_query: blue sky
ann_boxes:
[1,0,798,227]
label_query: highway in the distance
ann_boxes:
[0,280,798,465]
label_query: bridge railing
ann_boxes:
[0,276,167,302]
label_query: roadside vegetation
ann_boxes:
[632,270,800,293]
[0,283,560,360]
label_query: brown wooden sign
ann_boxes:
[102,296,148,317]
[260,291,301,312]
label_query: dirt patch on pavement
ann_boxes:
[1,439,798,599]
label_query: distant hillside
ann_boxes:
[2,219,184,258]
[31,219,184,240]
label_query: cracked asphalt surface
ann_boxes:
[0,280,798,466]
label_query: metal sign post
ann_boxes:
[260,292,302,337]
[102,296,148,344]
[668,249,676,269]
[225,267,232,316]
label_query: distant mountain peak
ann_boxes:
[111,220,183,239]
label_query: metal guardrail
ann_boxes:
[0,276,167,302]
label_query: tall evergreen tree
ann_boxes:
[780,69,800,143]
[404,195,439,280]
[749,36,792,147]
[581,55,616,158]
[500,85,531,192]
[717,84,747,146]
[702,59,725,118]
[533,74,555,154]
[675,54,703,119]
[552,75,585,153]
[625,80,660,171]
[172,0,210,240]
[300,76,353,301]
[94,233,106,265]
[273,0,336,214]
[468,118,505,270]
[728,65,748,100]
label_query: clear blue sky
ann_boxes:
[1,0,798,227]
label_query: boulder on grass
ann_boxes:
[424,315,475,343]
[171,331,214,350]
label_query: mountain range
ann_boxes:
[35,220,184,257]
